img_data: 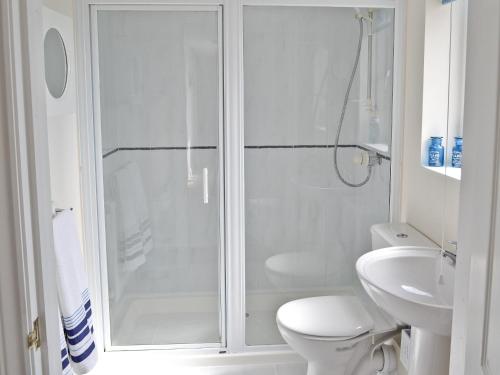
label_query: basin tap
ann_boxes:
[442,250,456,265]
[442,240,457,265]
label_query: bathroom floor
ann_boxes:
[91,356,307,375]
[157,363,307,375]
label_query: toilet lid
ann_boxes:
[277,296,374,338]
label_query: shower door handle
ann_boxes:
[203,168,209,204]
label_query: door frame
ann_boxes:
[450,0,500,374]
[0,0,61,373]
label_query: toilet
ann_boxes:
[276,223,438,375]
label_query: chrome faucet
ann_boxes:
[442,250,456,265]
[442,241,457,265]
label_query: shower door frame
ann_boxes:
[236,0,406,354]
[78,1,228,353]
[76,0,406,356]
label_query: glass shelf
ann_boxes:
[423,165,461,181]
[363,143,390,157]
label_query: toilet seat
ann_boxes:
[277,296,375,340]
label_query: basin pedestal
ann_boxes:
[408,327,451,375]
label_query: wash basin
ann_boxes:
[356,246,454,336]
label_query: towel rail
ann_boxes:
[53,207,73,218]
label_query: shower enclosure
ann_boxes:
[77,0,402,353]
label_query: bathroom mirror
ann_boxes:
[421,0,466,178]
[406,0,466,252]
[43,28,68,99]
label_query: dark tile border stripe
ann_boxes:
[102,146,216,158]
[102,148,120,158]
[102,144,390,161]
[244,144,358,149]
[244,144,390,161]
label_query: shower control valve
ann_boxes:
[368,151,382,167]
[353,150,382,167]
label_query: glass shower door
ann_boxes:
[243,6,394,345]
[92,6,224,348]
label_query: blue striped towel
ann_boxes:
[59,315,73,375]
[53,210,97,374]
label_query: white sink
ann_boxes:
[356,246,454,336]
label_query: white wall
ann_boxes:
[43,0,71,16]
[42,4,84,241]
[400,0,460,247]
[0,16,30,375]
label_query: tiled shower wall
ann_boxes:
[243,6,394,296]
[97,6,393,321]
[103,148,390,295]
[99,10,222,300]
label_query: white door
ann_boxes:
[1,0,61,373]
[450,0,500,374]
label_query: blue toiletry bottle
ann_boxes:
[452,136,463,168]
[428,137,444,167]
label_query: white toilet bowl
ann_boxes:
[277,295,396,375]
[276,223,437,375]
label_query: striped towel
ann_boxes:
[53,210,98,374]
[59,314,73,375]
[114,162,154,272]
[126,163,153,255]
[115,165,147,271]
[105,201,126,302]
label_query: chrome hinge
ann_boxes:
[27,318,41,350]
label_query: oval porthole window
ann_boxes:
[43,28,68,99]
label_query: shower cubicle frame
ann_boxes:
[86,3,227,353]
[75,0,406,358]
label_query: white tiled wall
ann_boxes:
[244,148,391,292]
[103,150,220,295]
[95,6,394,347]
[243,6,361,146]
[97,10,220,152]
[243,7,394,344]
[358,9,395,147]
